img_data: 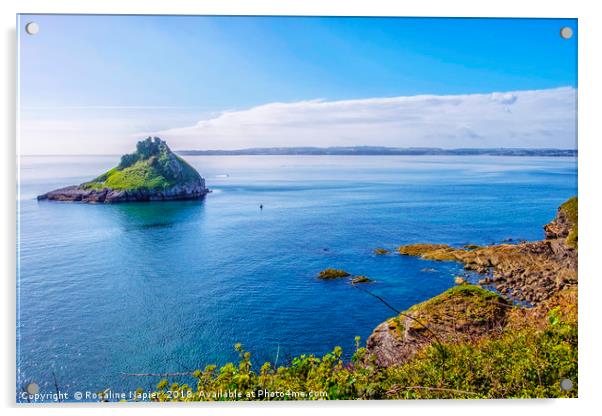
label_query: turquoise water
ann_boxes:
[17,155,577,401]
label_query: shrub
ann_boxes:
[147,308,577,401]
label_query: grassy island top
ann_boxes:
[82,137,201,191]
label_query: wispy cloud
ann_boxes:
[155,87,576,150]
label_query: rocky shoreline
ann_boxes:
[37,182,209,203]
[395,197,577,305]
[366,197,577,367]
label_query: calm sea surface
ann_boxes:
[17,155,577,400]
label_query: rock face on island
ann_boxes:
[37,137,210,203]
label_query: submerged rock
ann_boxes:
[37,137,209,203]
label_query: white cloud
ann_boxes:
[18,87,577,154]
[156,87,576,150]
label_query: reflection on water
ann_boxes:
[110,200,207,231]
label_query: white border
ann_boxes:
[2,1,601,415]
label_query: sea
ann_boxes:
[16,154,577,401]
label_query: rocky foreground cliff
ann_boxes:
[38,137,209,203]
[367,197,577,367]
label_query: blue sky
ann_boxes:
[18,15,577,154]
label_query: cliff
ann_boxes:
[396,198,577,305]
[37,137,209,203]
[366,197,578,367]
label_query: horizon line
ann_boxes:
[19,146,578,157]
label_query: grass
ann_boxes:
[81,137,201,192]
[560,196,578,249]
[84,160,175,191]
[399,284,506,331]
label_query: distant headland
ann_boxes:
[38,137,209,203]
[177,146,577,157]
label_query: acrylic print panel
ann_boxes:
[16,15,577,403]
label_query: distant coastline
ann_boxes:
[177,147,577,157]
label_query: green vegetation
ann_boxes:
[560,196,578,249]
[84,163,173,190]
[384,305,577,399]
[82,137,201,191]
[317,268,350,279]
[399,284,506,331]
[411,283,501,306]
[146,293,576,401]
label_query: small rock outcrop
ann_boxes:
[351,275,373,284]
[317,269,351,279]
[37,137,209,203]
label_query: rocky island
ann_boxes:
[37,137,209,203]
